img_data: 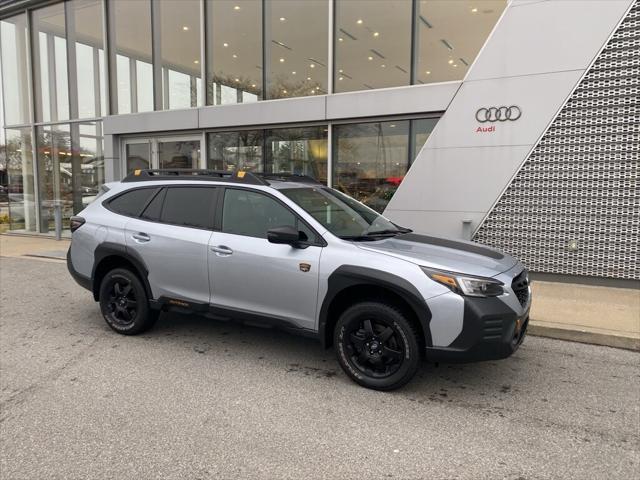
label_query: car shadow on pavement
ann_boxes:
[145,310,532,404]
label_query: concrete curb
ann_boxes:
[528,323,640,352]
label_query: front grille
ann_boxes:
[512,269,530,307]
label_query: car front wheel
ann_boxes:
[334,301,421,391]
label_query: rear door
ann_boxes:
[208,188,323,330]
[124,186,217,304]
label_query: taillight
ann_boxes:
[70,216,85,233]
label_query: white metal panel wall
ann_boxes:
[385,0,633,245]
[474,2,639,280]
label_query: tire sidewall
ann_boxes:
[335,302,420,391]
[99,268,150,335]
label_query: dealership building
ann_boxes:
[0,0,638,284]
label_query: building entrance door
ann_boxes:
[123,135,203,175]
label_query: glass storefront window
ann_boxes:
[158,0,202,110]
[70,0,106,119]
[125,141,151,174]
[333,117,438,212]
[265,126,328,184]
[208,130,263,172]
[5,128,36,232]
[36,124,73,232]
[415,0,506,84]
[112,0,153,114]
[266,0,328,99]
[207,0,262,105]
[74,122,104,211]
[335,0,412,93]
[0,14,31,126]
[32,3,69,122]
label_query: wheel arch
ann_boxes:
[319,266,432,349]
[92,243,153,302]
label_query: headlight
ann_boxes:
[421,267,504,297]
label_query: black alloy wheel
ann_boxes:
[99,268,157,335]
[335,301,420,391]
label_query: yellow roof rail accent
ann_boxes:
[237,171,246,178]
[134,169,141,176]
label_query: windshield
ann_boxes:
[281,187,410,240]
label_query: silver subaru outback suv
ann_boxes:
[68,169,531,390]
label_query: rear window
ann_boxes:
[160,187,217,229]
[108,188,157,217]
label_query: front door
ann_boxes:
[208,188,323,330]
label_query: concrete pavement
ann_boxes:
[1,255,639,479]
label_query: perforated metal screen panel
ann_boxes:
[474,2,639,280]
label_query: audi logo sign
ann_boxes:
[475,106,522,123]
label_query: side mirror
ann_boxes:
[267,225,305,247]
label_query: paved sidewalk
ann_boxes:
[1,233,638,350]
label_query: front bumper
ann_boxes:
[426,295,529,363]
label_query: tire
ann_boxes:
[98,268,158,335]
[334,301,421,391]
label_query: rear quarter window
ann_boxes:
[107,188,158,217]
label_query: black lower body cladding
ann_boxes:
[425,296,529,363]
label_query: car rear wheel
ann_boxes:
[334,301,420,391]
[99,268,158,335]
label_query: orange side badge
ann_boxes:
[299,263,311,272]
[237,171,246,178]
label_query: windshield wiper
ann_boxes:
[366,227,412,235]
[340,230,404,241]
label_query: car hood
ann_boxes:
[356,233,518,278]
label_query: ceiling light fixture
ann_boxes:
[426,70,431,75]
[251,83,256,87]
[223,42,229,47]
[182,26,189,31]
[310,63,315,68]
[453,64,458,67]
[373,32,379,37]
[235,78,240,82]
[339,76,344,80]
[357,19,363,24]
[390,124,396,128]
[234,5,240,10]
[338,37,344,42]
[368,56,373,61]
[448,59,454,64]
[471,7,478,13]
[307,77,311,81]
[279,58,285,62]
[381,64,386,68]
[233,54,238,58]
[193,60,199,64]
[283,89,287,93]
[279,17,286,21]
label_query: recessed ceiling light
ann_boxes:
[232,54,238,58]
[426,70,431,74]
[279,17,286,21]
[339,76,344,80]
[390,124,396,128]
[279,58,285,62]
[292,71,296,75]
[373,32,379,37]
[339,69,343,73]
[223,42,229,47]
[234,5,240,10]
[367,56,373,61]
[357,19,363,24]
[453,64,458,67]
[251,83,256,88]
[307,77,311,81]
[381,64,386,68]
[235,78,240,82]
[182,26,189,31]
[310,63,315,68]
[338,37,344,42]
[193,60,199,64]
[471,7,478,13]
[448,59,454,64]
[283,89,287,93]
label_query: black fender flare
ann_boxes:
[92,242,154,302]
[318,265,432,348]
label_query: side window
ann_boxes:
[108,188,158,217]
[140,188,166,221]
[160,187,217,229]
[222,189,315,241]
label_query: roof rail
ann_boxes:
[252,173,322,185]
[121,168,269,185]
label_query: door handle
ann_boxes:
[131,232,151,243]
[210,245,233,256]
